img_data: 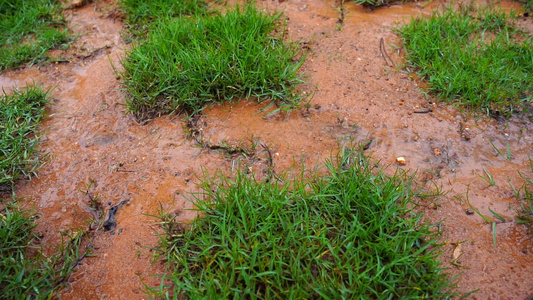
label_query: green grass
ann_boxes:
[0,201,86,298]
[517,191,533,235]
[396,7,533,117]
[119,0,207,38]
[120,5,304,120]
[150,149,457,299]
[0,86,49,187]
[0,0,71,71]
[520,0,533,11]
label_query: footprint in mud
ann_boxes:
[89,269,109,287]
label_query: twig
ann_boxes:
[261,144,283,183]
[338,0,345,24]
[413,109,433,114]
[379,38,395,67]
[187,116,256,157]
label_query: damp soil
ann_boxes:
[1,0,533,299]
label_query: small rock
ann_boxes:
[69,0,85,8]
[461,128,471,141]
[433,148,442,156]
[396,157,406,165]
[465,208,474,215]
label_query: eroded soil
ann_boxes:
[1,0,532,299]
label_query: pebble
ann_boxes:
[396,157,406,165]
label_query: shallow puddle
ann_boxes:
[1,0,532,299]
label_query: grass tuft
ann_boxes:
[119,0,207,38]
[0,86,50,188]
[0,0,71,71]
[0,201,85,298]
[520,0,533,12]
[120,5,304,120]
[150,149,457,299]
[396,7,533,117]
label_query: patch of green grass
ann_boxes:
[0,86,88,297]
[119,0,207,37]
[0,86,49,187]
[0,0,71,71]
[121,5,304,120]
[396,7,533,117]
[0,201,86,298]
[150,149,457,299]
[520,0,533,12]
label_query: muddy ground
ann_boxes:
[1,0,532,298]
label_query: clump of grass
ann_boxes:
[519,0,533,12]
[0,201,85,298]
[0,0,71,71]
[150,149,457,298]
[119,0,207,37]
[121,5,304,120]
[0,86,49,188]
[396,7,533,117]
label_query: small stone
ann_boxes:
[462,128,471,141]
[465,208,474,215]
[71,0,84,7]
[396,157,406,165]
[433,148,442,156]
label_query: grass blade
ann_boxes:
[478,167,495,186]
[489,139,506,159]
[506,141,511,161]
[488,207,506,222]
[492,222,497,248]
[464,187,492,223]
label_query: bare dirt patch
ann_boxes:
[1,0,532,299]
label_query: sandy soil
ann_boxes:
[1,0,532,299]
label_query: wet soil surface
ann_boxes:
[1,0,532,298]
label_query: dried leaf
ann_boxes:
[452,244,462,260]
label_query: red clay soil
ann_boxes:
[1,0,532,299]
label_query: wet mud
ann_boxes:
[1,0,532,299]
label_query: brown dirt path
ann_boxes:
[1,0,532,299]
